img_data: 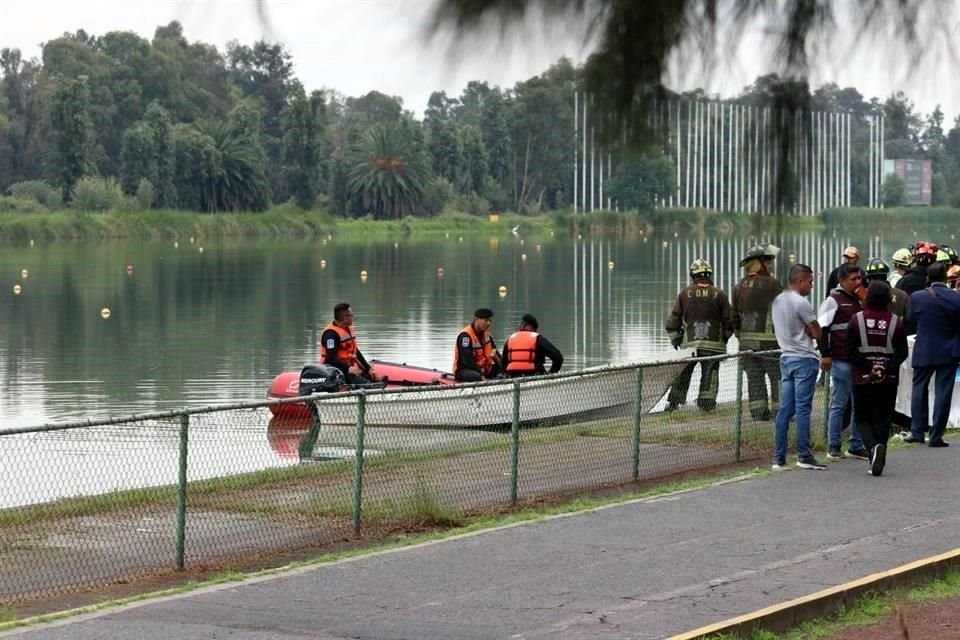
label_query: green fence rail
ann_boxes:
[0,350,831,606]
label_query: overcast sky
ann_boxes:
[1,0,957,124]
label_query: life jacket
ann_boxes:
[850,309,900,385]
[320,323,358,367]
[453,324,494,375]
[504,331,538,373]
[824,288,861,361]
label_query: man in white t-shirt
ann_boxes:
[771,264,826,470]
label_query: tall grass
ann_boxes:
[822,206,960,227]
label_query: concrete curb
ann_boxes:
[669,547,960,639]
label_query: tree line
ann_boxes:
[1,21,958,216]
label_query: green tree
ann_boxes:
[119,122,155,194]
[143,102,176,207]
[881,173,905,207]
[48,76,95,202]
[459,125,488,194]
[282,85,325,208]
[348,122,429,219]
[0,48,47,189]
[606,150,676,210]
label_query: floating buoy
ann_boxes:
[320,259,327,269]
[189,236,195,244]
[29,239,34,247]
[536,244,541,252]
[458,236,463,242]
[100,307,111,319]
[125,265,134,275]
[360,270,368,278]
[789,253,797,263]
[20,269,28,279]
[198,247,204,254]
[445,233,449,238]
[673,232,678,238]
[394,242,399,248]
[498,285,508,298]
[436,267,444,277]
[608,261,615,270]
[662,241,669,248]
[519,239,525,246]
[550,231,555,237]
[521,253,527,261]
[173,241,179,248]
[13,284,21,295]
[577,233,582,240]
[322,239,327,246]
[643,237,648,243]
[327,234,333,241]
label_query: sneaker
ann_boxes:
[827,448,845,459]
[846,448,869,461]
[797,456,827,470]
[929,440,950,448]
[772,458,787,471]
[870,444,886,477]
[903,435,925,444]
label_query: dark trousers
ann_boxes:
[852,384,896,452]
[668,349,721,410]
[911,364,958,444]
[455,368,483,382]
[744,352,780,420]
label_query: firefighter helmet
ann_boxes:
[913,241,938,265]
[738,243,780,268]
[689,259,713,279]
[863,257,890,280]
[891,248,913,269]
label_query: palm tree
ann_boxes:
[197,120,271,212]
[347,122,429,219]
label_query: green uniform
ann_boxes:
[731,272,783,420]
[665,281,733,410]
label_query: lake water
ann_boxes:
[0,223,953,429]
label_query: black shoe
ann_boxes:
[751,409,772,421]
[846,448,869,461]
[870,444,886,477]
[902,435,925,444]
[827,447,845,459]
[929,440,950,448]
[796,456,827,470]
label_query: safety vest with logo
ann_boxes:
[823,288,861,361]
[453,324,495,375]
[504,331,539,373]
[850,309,900,385]
[320,323,358,367]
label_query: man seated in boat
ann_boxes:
[320,302,377,384]
[453,308,502,382]
[502,313,564,377]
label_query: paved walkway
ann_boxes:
[6,445,960,640]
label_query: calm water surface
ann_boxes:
[1,225,952,429]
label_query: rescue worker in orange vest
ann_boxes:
[453,308,502,382]
[320,302,376,384]
[502,314,564,377]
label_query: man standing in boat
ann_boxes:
[454,308,502,382]
[320,302,376,384]
[665,259,733,412]
[502,313,564,377]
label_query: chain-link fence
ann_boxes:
[0,351,833,606]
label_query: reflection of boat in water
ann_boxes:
[266,415,313,458]
[266,351,692,431]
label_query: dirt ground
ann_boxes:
[820,594,960,640]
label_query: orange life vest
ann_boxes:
[320,323,358,367]
[453,324,494,375]
[504,331,538,373]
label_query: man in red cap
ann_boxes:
[825,246,860,295]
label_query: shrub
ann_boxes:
[8,181,62,209]
[881,173,906,207]
[135,179,155,210]
[421,177,455,216]
[0,195,47,213]
[71,176,125,211]
[449,192,491,216]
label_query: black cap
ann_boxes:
[520,313,539,330]
[474,308,494,319]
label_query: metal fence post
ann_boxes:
[352,392,367,537]
[510,382,520,506]
[822,372,831,443]
[734,354,745,462]
[175,412,189,571]
[631,367,644,480]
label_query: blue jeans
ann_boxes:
[827,360,864,451]
[775,356,819,461]
[911,364,959,445]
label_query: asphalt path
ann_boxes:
[6,444,959,640]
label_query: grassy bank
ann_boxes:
[0,205,831,243]
[822,206,960,228]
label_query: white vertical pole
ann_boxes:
[845,113,851,207]
[582,92,588,213]
[868,116,874,208]
[590,99,596,212]
[676,100,682,207]
[879,113,885,208]
[685,101,692,207]
[607,150,612,210]
[693,101,700,208]
[598,116,604,210]
[573,91,578,213]
[706,101,713,210]
[751,106,759,213]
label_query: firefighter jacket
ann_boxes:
[731,273,782,349]
[665,282,733,352]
